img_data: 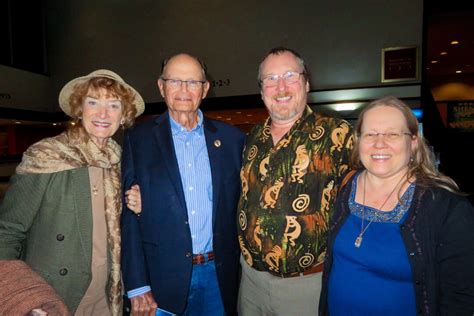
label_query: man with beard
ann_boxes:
[237,47,353,315]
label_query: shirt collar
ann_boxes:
[169,109,205,136]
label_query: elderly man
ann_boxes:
[237,47,353,315]
[121,53,244,315]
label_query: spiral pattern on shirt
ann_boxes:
[247,145,258,161]
[239,210,248,230]
[309,126,325,140]
[292,194,310,213]
[299,253,315,268]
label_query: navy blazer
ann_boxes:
[121,112,244,315]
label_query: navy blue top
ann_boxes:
[328,174,417,315]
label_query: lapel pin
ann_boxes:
[214,139,221,147]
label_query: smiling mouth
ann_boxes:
[275,95,292,102]
[176,97,192,102]
[371,154,391,160]
[273,92,293,103]
[92,121,112,128]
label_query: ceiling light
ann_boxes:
[440,52,447,55]
[226,118,231,120]
[334,103,358,112]
[431,60,438,64]
[426,67,430,70]
[52,123,57,126]
[236,111,242,114]
[14,121,22,124]
[216,116,222,119]
[450,40,459,45]
[455,70,462,74]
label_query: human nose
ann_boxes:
[276,77,287,91]
[179,80,189,92]
[373,134,388,147]
[97,105,109,118]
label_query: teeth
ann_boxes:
[93,122,111,127]
[276,96,291,101]
[372,154,390,159]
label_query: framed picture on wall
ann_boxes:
[381,46,419,83]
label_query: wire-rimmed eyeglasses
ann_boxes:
[360,132,413,143]
[260,71,304,88]
[161,78,206,90]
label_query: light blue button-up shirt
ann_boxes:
[128,110,214,298]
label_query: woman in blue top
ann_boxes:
[319,96,474,315]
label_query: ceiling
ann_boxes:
[427,13,474,76]
[3,3,473,128]
[426,1,474,78]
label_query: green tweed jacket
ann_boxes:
[0,167,97,312]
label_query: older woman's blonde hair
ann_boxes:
[350,96,460,194]
[66,77,138,140]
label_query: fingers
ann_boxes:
[126,199,141,214]
[131,292,157,316]
[126,186,141,202]
[126,185,142,215]
[127,197,137,207]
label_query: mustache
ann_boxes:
[273,92,292,98]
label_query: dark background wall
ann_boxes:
[1,0,423,111]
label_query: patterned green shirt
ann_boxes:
[237,106,353,275]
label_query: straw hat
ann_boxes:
[58,69,145,117]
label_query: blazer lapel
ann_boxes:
[204,118,223,228]
[152,113,187,210]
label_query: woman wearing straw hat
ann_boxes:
[0,69,144,315]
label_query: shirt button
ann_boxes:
[409,252,415,256]
[192,235,195,239]
[59,268,68,276]
[184,221,189,225]
[186,252,192,258]
[56,234,65,241]
[189,186,194,191]
[191,210,196,215]
[186,142,190,146]
[187,163,192,167]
